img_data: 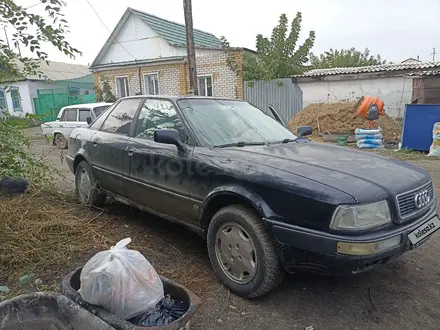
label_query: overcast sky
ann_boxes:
[12,0,440,65]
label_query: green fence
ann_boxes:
[34,85,97,122]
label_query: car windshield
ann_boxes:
[177,99,297,147]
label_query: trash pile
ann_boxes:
[80,238,186,326]
[355,128,384,149]
[289,102,402,142]
[428,122,440,157]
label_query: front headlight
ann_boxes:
[330,200,392,230]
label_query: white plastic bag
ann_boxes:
[428,122,440,157]
[79,238,164,320]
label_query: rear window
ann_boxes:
[78,109,91,121]
[61,108,77,121]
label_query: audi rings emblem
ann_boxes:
[414,189,431,209]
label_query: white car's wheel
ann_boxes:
[54,133,67,149]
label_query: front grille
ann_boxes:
[396,182,435,219]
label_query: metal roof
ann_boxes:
[297,61,440,78]
[129,8,222,48]
[14,60,91,81]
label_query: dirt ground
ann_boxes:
[23,127,440,330]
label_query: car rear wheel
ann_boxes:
[75,161,106,206]
[207,204,284,298]
[54,133,67,149]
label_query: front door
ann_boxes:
[89,98,143,196]
[124,98,195,222]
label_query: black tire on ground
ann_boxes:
[75,161,106,206]
[207,204,285,298]
[54,133,67,149]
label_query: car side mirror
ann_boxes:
[86,117,92,125]
[297,125,313,137]
[154,129,187,152]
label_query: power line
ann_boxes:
[26,2,42,9]
[84,0,136,60]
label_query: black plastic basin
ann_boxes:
[60,267,201,330]
[0,292,116,330]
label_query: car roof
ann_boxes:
[61,102,113,109]
[120,95,245,102]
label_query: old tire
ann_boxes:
[75,161,106,206]
[207,205,284,298]
[54,133,67,149]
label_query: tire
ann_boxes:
[207,204,284,298]
[75,161,106,206]
[54,133,67,149]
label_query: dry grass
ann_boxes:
[0,189,218,299]
[0,189,113,285]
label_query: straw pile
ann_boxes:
[289,102,402,142]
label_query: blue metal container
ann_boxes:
[401,104,440,151]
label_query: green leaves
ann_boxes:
[246,12,315,80]
[0,0,81,82]
[310,48,386,69]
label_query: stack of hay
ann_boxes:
[355,128,384,149]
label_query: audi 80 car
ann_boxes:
[66,96,439,298]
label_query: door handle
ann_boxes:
[92,139,99,146]
[127,147,134,156]
[77,124,81,127]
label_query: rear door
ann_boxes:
[89,98,143,196]
[78,108,92,128]
[124,98,195,222]
[57,107,79,137]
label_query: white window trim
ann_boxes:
[115,76,129,98]
[143,72,160,95]
[10,86,22,112]
[197,74,213,96]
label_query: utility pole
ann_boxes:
[3,26,10,50]
[183,0,198,95]
[431,47,436,61]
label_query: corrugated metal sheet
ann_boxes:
[13,60,90,81]
[244,78,303,123]
[297,61,440,78]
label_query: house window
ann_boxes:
[116,77,129,98]
[0,88,7,113]
[144,73,159,95]
[198,75,213,96]
[10,87,22,111]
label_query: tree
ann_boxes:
[0,0,81,81]
[309,48,386,69]
[101,77,116,103]
[222,13,315,81]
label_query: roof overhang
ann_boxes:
[90,56,187,71]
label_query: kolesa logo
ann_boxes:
[414,189,431,209]
[414,222,436,239]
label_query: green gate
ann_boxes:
[34,86,96,122]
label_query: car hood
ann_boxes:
[217,142,430,202]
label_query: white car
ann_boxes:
[41,103,112,148]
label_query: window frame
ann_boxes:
[115,76,130,98]
[10,86,22,112]
[99,97,144,136]
[197,75,213,97]
[143,73,160,95]
[0,88,8,112]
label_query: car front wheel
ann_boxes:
[207,204,284,298]
[54,133,67,149]
[75,161,106,206]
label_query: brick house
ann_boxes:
[90,8,247,99]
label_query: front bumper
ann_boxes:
[267,202,438,276]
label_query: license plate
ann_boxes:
[407,216,440,245]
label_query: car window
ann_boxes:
[93,105,110,117]
[100,98,141,135]
[61,108,78,122]
[89,104,115,130]
[78,109,91,122]
[134,99,187,142]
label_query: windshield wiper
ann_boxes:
[272,138,297,144]
[213,141,267,148]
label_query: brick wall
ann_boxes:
[93,49,244,99]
